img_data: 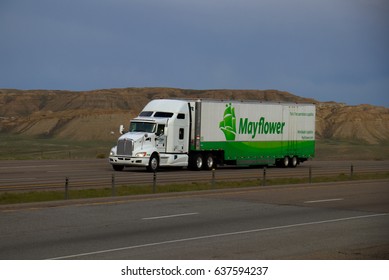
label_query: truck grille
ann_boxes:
[117,138,133,156]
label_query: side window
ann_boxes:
[139,111,153,117]
[177,113,185,119]
[179,128,184,140]
[156,124,165,136]
[154,112,174,118]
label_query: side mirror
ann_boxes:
[119,125,125,135]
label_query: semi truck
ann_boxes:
[109,99,315,171]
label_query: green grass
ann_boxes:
[0,133,113,160]
[315,139,389,160]
[1,172,388,205]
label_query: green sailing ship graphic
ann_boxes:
[219,103,237,140]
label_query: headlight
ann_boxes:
[110,147,116,156]
[135,152,147,157]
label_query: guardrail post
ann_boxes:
[309,166,312,184]
[211,168,216,189]
[153,171,157,193]
[64,177,69,200]
[111,174,116,196]
[350,164,354,179]
[262,167,266,186]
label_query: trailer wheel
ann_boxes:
[147,153,159,172]
[204,154,215,170]
[112,165,124,171]
[282,156,290,168]
[289,156,298,168]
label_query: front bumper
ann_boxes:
[109,156,149,167]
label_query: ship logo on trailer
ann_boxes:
[219,103,237,141]
[219,103,286,140]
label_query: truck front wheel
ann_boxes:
[147,154,159,172]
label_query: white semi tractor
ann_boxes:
[109,99,315,171]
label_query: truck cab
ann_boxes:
[109,99,191,171]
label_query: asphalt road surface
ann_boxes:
[0,179,388,259]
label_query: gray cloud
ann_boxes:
[0,0,388,106]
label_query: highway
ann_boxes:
[0,179,388,259]
[0,159,388,192]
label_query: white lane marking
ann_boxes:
[142,212,199,220]
[49,212,389,260]
[304,198,344,204]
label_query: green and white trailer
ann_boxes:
[109,99,315,171]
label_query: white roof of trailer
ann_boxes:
[141,99,315,113]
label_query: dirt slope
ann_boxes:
[1,88,388,144]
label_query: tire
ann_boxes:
[191,153,203,171]
[204,154,215,170]
[147,153,159,172]
[289,156,298,168]
[282,156,290,168]
[112,165,124,171]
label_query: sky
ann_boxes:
[1,0,388,106]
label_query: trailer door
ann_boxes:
[288,105,298,155]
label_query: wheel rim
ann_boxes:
[207,156,213,169]
[150,157,158,170]
[283,157,289,167]
[196,156,203,169]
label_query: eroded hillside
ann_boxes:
[1,88,388,144]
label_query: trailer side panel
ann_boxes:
[198,101,315,165]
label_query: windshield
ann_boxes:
[129,122,156,133]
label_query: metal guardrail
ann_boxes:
[0,163,388,199]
